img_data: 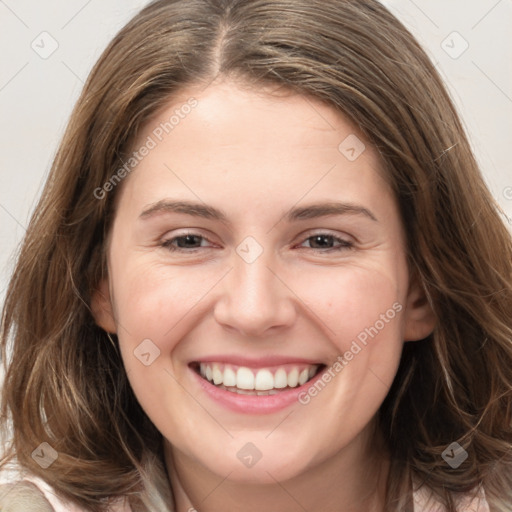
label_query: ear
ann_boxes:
[403,273,436,342]
[90,277,117,333]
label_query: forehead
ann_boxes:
[119,80,392,217]
[138,79,369,153]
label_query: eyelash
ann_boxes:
[160,232,354,253]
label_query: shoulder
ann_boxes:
[0,476,132,512]
[0,480,55,511]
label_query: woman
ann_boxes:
[1,0,511,510]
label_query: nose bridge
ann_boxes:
[213,242,295,335]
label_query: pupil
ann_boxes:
[178,235,199,248]
[312,235,331,248]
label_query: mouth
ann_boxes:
[190,361,326,396]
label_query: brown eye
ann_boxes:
[161,233,210,251]
[300,234,353,251]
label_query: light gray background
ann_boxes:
[0,0,511,311]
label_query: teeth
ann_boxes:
[287,368,299,387]
[212,364,223,385]
[254,369,274,390]
[274,368,288,388]
[223,366,236,387]
[236,367,255,390]
[198,362,320,391]
[298,369,309,386]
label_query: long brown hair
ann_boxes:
[1,1,511,510]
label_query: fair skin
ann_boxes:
[93,78,435,512]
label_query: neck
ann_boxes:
[164,421,390,512]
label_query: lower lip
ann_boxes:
[190,365,326,414]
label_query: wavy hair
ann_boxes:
[1,0,511,510]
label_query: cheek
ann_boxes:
[109,256,230,406]
[299,261,406,400]
[305,262,404,345]
[288,265,406,448]
[109,259,216,423]
[111,257,210,340]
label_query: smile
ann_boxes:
[192,362,325,395]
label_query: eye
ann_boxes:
[161,232,212,252]
[160,231,354,253]
[298,233,353,252]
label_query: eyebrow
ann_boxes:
[139,199,378,223]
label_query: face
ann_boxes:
[93,79,434,485]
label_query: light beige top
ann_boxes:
[0,474,490,511]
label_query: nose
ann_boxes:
[213,250,296,337]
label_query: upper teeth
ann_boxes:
[199,363,319,391]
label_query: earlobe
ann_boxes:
[403,275,436,342]
[90,277,117,333]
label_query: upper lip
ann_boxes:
[190,355,324,368]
